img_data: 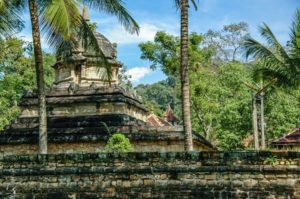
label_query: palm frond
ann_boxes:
[244,37,285,67]
[243,36,299,86]
[259,23,291,63]
[190,0,199,10]
[289,9,300,61]
[55,16,112,82]
[174,0,199,10]
[11,0,27,10]
[174,0,180,9]
[82,0,139,34]
[0,0,24,37]
[253,65,297,88]
[40,0,81,47]
[77,17,112,81]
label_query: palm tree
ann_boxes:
[244,9,300,150]
[1,0,139,154]
[244,9,300,88]
[28,0,48,154]
[175,0,199,151]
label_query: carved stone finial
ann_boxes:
[83,6,90,22]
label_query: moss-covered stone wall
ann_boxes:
[0,152,299,198]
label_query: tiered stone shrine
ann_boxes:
[0,10,213,154]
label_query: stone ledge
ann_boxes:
[0,165,299,177]
[0,151,299,164]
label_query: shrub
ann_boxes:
[263,155,279,166]
[105,133,133,152]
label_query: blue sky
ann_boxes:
[19,0,298,85]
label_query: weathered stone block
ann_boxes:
[205,174,216,180]
[244,179,258,187]
[122,181,131,188]
[143,179,154,186]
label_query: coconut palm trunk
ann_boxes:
[252,95,259,150]
[180,0,193,151]
[260,93,266,149]
[28,0,47,154]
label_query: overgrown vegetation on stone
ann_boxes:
[105,133,133,152]
[263,155,279,166]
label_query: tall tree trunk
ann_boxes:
[180,0,193,151]
[260,93,266,149]
[252,95,259,150]
[28,0,47,154]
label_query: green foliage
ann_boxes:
[263,155,279,166]
[217,131,245,150]
[138,28,300,150]
[139,31,213,77]
[191,62,252,148]
[139,31,253,149]
[105,134,133,153]
[139,32,180,76]
[264,88,300,139]
[0,37,55,130]
[100,122,111,135]
[135,77,179,116]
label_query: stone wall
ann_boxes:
[0,152,299,199]
[0,140,211,155]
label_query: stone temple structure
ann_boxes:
[0,10,213,154]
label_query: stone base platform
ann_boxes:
[0,84,214,154]
[0,114,213,154]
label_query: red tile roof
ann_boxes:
[271,126,300,146]
[147,105,180,127]
[147,113,172,127]
[164,105,178,123]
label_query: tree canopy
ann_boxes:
[0,37,55,130]
[137,24,300,150]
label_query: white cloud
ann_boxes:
[125,67,152,82]
[98,21,179,44]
